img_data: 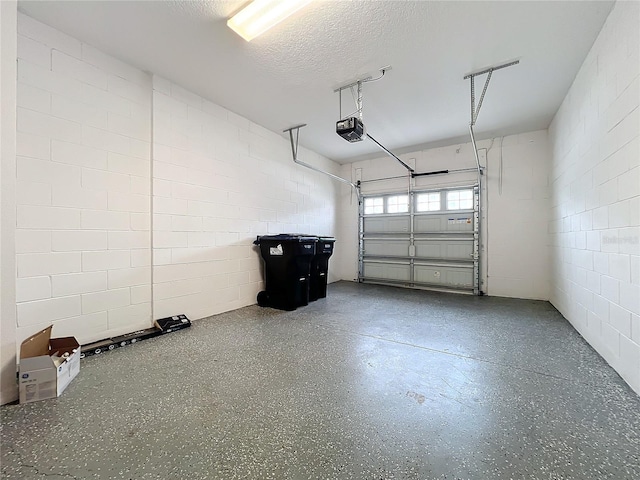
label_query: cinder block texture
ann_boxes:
[15,14,338,346]
[549,2,640,393]
[16,13,152,344]
[151,77,337,320]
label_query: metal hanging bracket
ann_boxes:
[463,59,520,80]
[334,66,414,174]
[464,59,519,175]
[465,59,519,126]
[334,66,391,122]
[463,59,518,297]
[333,66,392,93]
[284,124,362,203]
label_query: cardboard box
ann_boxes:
[19,326,80,404]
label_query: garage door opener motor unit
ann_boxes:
[336,117,365,143]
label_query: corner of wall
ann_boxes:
[1,0,19,405]
[485,129,551,300]
[335,162,360,282]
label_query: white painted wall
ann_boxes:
[335,130,550,300]
[548,1,639,393]
[7,14,339,370]
[151,76,338,321]
[15,13,153,345]
[486,131,550,299]
[1,0,19,405]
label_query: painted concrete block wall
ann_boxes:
[548,1,639,393]
[13,14,339,350]
[485,131,550,299]
[152,77,338,321]
[335,130,550,300]
[15,13,152,345]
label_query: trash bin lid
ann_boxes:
[317,236,335,242]
[254,234,318,245]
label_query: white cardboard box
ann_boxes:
[19,326,80,404]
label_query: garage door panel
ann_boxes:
[414,264,473,288]
[414,213,473,233]
[364,216,410,233]
[414,239,473,260]
[363,239,410,257]
[414,216,441,232]
[363,261,410,281]
[414,241,441,259]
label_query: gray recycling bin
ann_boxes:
[254,234,317,311]
[309,236,335,301]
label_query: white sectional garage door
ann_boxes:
[359,186,479,294]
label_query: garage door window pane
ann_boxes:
[364,197,384,214]
[447,190,473,210]
[387,195,408,213]
[416,193,440,212]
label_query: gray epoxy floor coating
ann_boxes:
[2,281,640,479]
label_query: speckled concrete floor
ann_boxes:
[2,281,639,479]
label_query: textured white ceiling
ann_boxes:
[18,1,614,163]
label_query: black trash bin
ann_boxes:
[309,236,335,301]
[254,234,317,311]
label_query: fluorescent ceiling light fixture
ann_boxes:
[227,0,312,41]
